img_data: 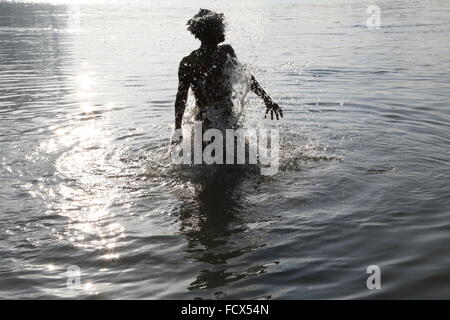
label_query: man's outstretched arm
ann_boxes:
[250,76,282,120]
[175,57,191,129]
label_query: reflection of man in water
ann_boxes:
[173,9,282,142]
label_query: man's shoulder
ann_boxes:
[179,52,197,68]
[219,44,236,58]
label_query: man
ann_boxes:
[173,9,282,143]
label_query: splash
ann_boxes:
[180,55,252,133]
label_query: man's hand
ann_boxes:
[170,128,183,145]
[264,100,283,120]
[249,75,283,120]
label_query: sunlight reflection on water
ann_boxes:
[0,0,449,299]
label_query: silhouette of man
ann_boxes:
[173,9,282,142]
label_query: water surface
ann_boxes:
[0,0,449,299]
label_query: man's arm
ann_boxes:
[175,57,192,129]
[222,44,283,120]
[250,76,283,120]
[250,76,272,105]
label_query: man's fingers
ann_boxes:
[265,105,283,120]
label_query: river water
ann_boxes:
[0,0,449,299]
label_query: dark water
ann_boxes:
[0,0,449,299]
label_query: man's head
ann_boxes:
[187,9,225,45]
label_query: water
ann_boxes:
[0,0,449,299]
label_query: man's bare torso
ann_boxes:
[179,44,237,128]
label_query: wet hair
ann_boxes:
[187,9,225,41]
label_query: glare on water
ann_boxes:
[0,0,449,299]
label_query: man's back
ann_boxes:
[179,44,238,129]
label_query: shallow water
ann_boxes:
[0,0,449,299]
